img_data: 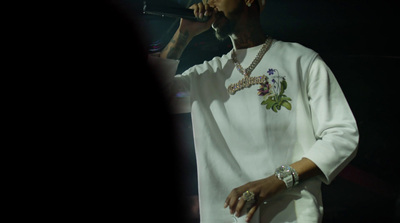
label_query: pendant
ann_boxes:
[227,75,267,95]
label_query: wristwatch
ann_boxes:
[275,165,295,189]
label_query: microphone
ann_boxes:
[142,1,210,22]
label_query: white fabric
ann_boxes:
[149,40,358,223]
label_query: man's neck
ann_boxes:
[229,21,266,50]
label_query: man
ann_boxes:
[149,0,358,222]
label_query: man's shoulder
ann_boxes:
[207,52,232,66]
[268,40,319,68]
[272,40,317,58]
[183,52,231,76]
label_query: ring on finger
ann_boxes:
[242,191,255,202]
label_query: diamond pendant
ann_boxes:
[227,75,267,95]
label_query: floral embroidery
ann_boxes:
[258,69,292,112]
[267,68,275,75]
[257,81,271,96]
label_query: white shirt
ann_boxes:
[149,40,359,223]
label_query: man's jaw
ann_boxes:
[211,11,225,30]
[211,12,234,41]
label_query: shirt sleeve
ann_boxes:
[303,55,359,185]
[147,55,192,113]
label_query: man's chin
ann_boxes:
[212,13,233,41]
[214,29,230,41]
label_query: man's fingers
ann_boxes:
[189,4,199,17]
[190,2,214,19]
[234,197,247,217]
[189,2,214,20]
[228,196,238,214]
[204,3,213,16]
[245,204,259,222]
[225,188,242,214]
[197,2,205,18]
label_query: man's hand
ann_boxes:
[160,1,216,60]
[224,176,286,222]
[182,1,216,38]
[225,158,322,222]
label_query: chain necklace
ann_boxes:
[228,37,273,95]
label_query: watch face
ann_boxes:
[275,165,291,178]
[275,165,295,188]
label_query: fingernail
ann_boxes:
[224,203,228,208]
[245,217,250,222]
[204,11,208,16]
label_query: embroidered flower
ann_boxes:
[267,69,275,75]
[259,69,292,112]
[257,82,272,96]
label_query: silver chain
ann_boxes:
[231,37,273,77]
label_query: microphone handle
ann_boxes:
[143,3,210,22]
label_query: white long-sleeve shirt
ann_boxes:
[149,40,358,223]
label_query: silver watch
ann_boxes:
[275,165,296,189]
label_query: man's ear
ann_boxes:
[245,0,255,7]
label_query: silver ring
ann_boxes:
[242,191,255,202]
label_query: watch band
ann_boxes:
[291,167,299,186]
[275,165,299,189]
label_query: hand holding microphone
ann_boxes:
[143,1,215,23]
[155,1,217,60]
[181,1,217,37]
[188,1,216,22]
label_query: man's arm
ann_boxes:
[224,158,322,222]
[160,2,216,60]
[160,27,192,60]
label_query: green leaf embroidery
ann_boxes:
[280,80,287,95]
[281,101,292,110]
[259,70,292,113]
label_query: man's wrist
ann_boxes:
[177,26,194,42]
[161,29,191,60]
[274,165,299,189]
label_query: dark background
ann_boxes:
[107,0,399,222]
